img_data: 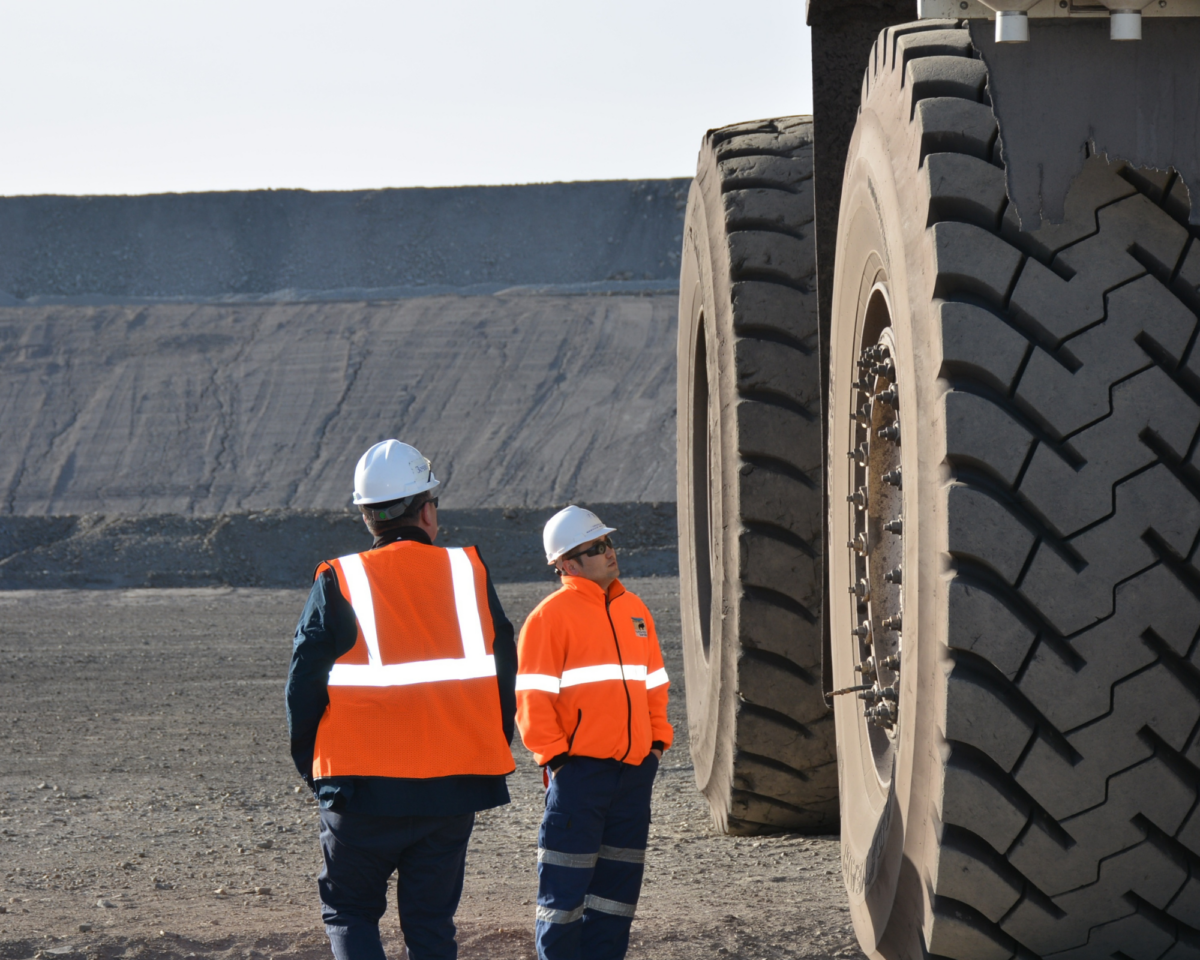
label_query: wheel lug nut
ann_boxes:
[884,518,902,535]
[882,613,902,631]
[877,421,901,443]
[851,620,871,640]
[847,487,867,510]
[849,578,870,600]
[884,566,902,585]
[883,469,902,488]
[876,388,898,408]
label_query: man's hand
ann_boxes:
[651,748,662,759]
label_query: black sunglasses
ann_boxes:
[564,537,614,562]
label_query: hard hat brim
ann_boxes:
[352,476,440,506]
[546,525,617,564]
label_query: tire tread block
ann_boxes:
[735,707,837,771]
[730,281,818,345]
[735,399,822,478]
[944,390,1037,486]
[916,97,998,164]
[925,152,1008,231]
[947,484,1038,585]
[1015,274,1196,441]
[938,300,1031,395]
[738,530,820,613]
[738,463,822,547]
[945,663,1036,774]
[727,231,816,287]
[1009,193,1190,346]
[737,653,826,727]
[723,187,815,235]
[1019,564,1200,733]
[1015,662,1200,823]
[1007,755,1195,897]
[1020,367,1199,539]
[717,155,814,190]
[931,221,1024,305]
[947,580,1038,681]
[735,337,820,414]
[1020,464,1200,636]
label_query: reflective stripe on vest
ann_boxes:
[515,663,668,695]
[329,547,496,687]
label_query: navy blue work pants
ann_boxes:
[536,754,658,960]
[318,808,474,960]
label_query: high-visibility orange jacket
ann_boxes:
[311,541,516,781]
[516,576,673,767]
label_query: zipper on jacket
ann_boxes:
[604,597,634,762]
[568,709,582,753]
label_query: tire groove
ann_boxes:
[943,377,1083,464]
[947,739,1075,851]
[725,219,814,242]
[740,454,817,489]
[736,387,815,421]
[731,268,814,295]
[1126,889,1200,950]
[732,327,816,355]
[943,822,1067,918]
[719,177,808,196]
[949,464,1087,571]
[740,645,818,686]
[736,749,816,783]
[950,648,1081,765]
[951,560,1081,666]
[736,699,816,738]
[741,584,817,624]
[729,788,822,818]
[742,520,818,559]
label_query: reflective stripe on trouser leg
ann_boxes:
[578,755,656,960]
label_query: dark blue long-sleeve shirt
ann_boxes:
[285,526,517,817]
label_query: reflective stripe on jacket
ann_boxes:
[516,576,673,767]
[312,540,516,780]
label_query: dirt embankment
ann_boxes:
[0,180,688,303]
[0,503,677,589]
[0,579,859,960]
[0,292,678,518]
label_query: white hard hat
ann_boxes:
[353,440,440,506]
[543,505,617,564]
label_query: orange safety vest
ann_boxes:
[312,540,516,781]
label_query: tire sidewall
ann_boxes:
[829,108,939,952]
[677,178,738,818]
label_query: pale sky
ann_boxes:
[0,1,813,196]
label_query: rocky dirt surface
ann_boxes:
[0,577,860,960]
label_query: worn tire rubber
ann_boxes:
[829,20,1200,960]
[677,116,837,835]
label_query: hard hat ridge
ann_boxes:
[543,505,617,564]
[353,439,440,506]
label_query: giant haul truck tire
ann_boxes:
[677,116,837,835]
[830,19,1200,959]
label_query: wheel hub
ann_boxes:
[840,334,904,759]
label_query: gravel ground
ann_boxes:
[0,577,860,960]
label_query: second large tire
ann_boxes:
[677,116,837,835]
[829,18,1200,959]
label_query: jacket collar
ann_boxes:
[371,526,432,550]
[560,575,625,603]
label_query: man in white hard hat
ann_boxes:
[515,505,673,960]
[286,439,517,960]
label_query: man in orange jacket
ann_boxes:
[516,505,673,960]
[287,440,516,960]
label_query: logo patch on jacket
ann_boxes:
[632,617,648,637]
